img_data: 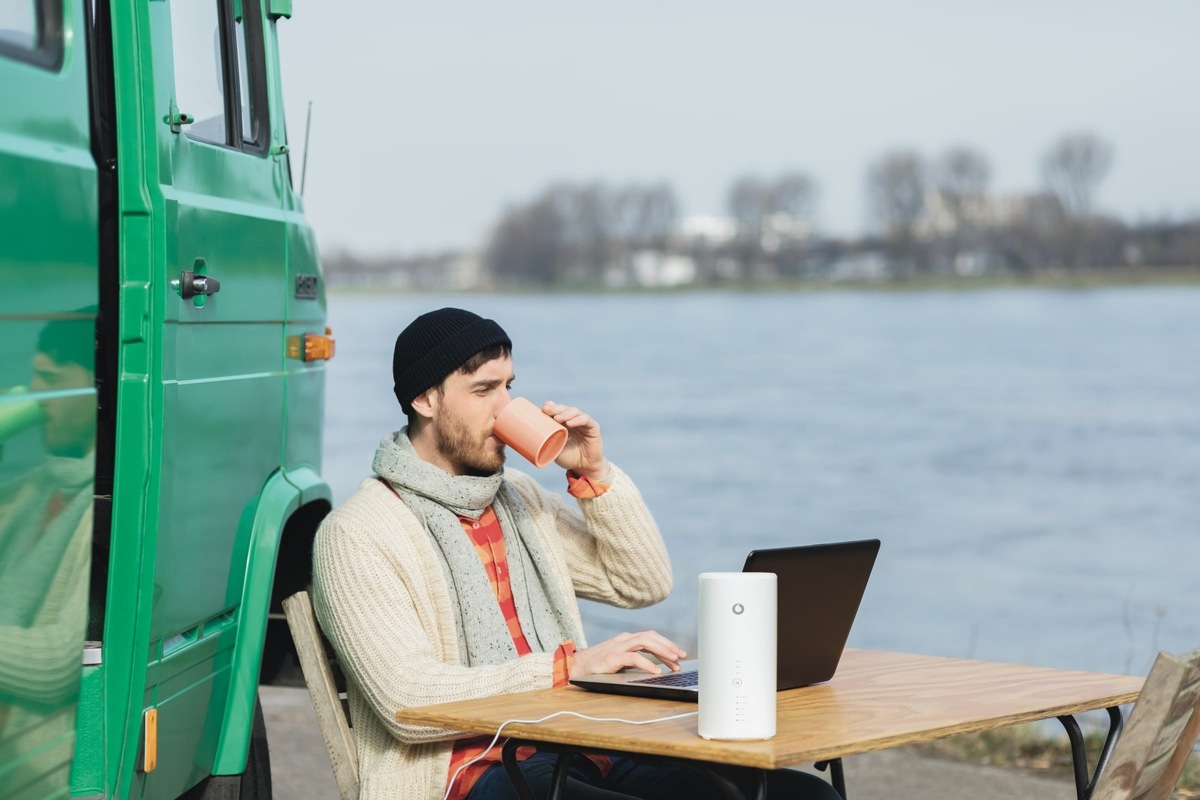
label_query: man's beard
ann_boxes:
[434,410,506,476]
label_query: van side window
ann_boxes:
[168,0,269,154]
[0,0,63,70]
[168,1,227,145]
[232,3,268,152]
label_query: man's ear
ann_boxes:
[410,387,438,420]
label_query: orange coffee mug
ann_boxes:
[493,397,568,468]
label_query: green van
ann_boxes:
[0,0,331,797]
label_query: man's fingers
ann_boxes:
[625,630,687,661]
[609,631,687,670]
[626,652,664,674]
[542,401,595,429]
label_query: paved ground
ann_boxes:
[261,685,1080,799]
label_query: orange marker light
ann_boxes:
[143,708,158,772]
[286,327,336,361]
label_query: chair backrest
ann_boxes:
[1091,647,1200,800]
[282,590,360,800]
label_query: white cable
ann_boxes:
[442,709,699,800]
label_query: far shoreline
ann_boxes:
[326,266,1200,297]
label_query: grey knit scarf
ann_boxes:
[372,430,580,667]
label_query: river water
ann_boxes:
[321,286,1199,678]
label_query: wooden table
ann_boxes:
[396,649,1143,799]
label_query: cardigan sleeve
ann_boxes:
[509,464,672,609]
[311,481,558,745]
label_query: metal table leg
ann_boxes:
[549,750,574,799]
[1058,705,1125,800]
[815,758,847,798]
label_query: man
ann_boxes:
[312,308,839,800]
[0,316,95,792]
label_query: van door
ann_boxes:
[136,0,285,795]
[0,0,98,797]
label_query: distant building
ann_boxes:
[324,251,485,290]
[677,214,736,245]
[630,251,697,287]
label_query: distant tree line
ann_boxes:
[323,130,1200,288]
[479,183,677,286]
[864,131,1127,276]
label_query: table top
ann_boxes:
[394,649,1144,770]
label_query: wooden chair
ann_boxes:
[282,590,359,800]
[1090,647,1200,800]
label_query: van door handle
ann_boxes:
[180,270,221,299]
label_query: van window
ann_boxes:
[168,0,227,145]
[234,16,253,142]
[168,0,268,153]
[0,0,63,69]
[0,1,37,50]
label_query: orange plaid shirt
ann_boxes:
[445,471,612,800]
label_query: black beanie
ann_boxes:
[392,308,512,413]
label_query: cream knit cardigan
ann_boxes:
[312,463,672,800]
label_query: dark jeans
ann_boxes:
[466,751,843,800]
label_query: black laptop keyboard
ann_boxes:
[629,670,699,687]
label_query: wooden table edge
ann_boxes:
[392,652,1146,770]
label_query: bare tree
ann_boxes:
[1039,132,1115,267]
[610,182,679,282]
[770,172,818,221]
[866,149,927,275]
[485,194,566,286]
[486,181,680,286]
[934,147,990,229]
[727,176,770,231]
[615,183,678,250]
[932,146,991,270]
[725,175,772,280]
[550,182,613,282]
[766,172,818,277]
[1040,131,1114,220]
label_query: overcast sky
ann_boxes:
[276,1,1200,257]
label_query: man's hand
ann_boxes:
[543,401,609,479]
[569,631,688,679]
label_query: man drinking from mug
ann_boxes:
[311,307,840,800]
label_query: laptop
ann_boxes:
[568,538,880,701]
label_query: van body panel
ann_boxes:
[2,0,328,796]
[0,0,98,797]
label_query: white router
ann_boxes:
[697,571,777,740]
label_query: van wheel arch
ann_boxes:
[259,500,329,684]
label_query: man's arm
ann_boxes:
[509,464,673,609]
